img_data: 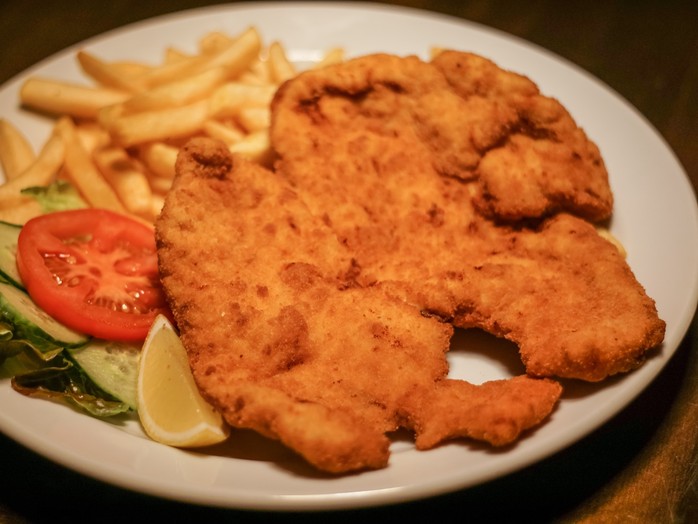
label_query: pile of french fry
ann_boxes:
[0,27,344,224]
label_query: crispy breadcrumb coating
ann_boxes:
[156,51,664,473]
[156,138,562,473]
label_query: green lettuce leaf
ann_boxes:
[10,353,131,417]
[0,320,12,341]
[20,180,87,213]
[1,322,132,417]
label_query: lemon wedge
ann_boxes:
[137,314,230,447]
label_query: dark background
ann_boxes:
[1,1,696,522]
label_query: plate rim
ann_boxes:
[0,0,697,512]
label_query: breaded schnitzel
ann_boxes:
[270,52,664,381]
[156,51,664,473]
[156,138,562,473]
[272,52,613,225]
[432,51,613,222]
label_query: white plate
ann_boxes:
[1,1,696,512]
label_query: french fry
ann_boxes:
[20,78,130,119]
[93,146,154,218]
[0,119,36,180]
[107,99,209,147]
[55,117,126,213]
[597,227,627,258]
[237,57,272,85]
[77,50,144,93]
[119,67,227,114]
[96,102,125,131]
[139,142,179,179]
[268,41,296,83]
[149,193,165,218]
[208,82,277,119]
[134,55,208,90]
[316,47,345,68]
[146,174,173,195]
[203,27,262,77]
[163,47,190,64]
[0,197,44,224]
[430,47,445,60]
[236,106,270,133]
[109,61,153,78]
[0,127,64,198]
[8,28,310,224]
[202,119,245,145]
[132,27,260,91]
[229,129,271,165]
[75,121,110,154]
[199,31,235,55]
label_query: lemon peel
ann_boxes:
[137,314,229,447]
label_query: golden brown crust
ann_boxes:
[432,51,613,222]
[270,52,664,382]
[405,376,563,449]
[273,52,613,224]
[450,214,666,381]
[156,138,563,473]
[156,50,664,473]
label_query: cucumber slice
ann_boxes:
[0,280,89,352]
[0,220,24,289]
[69,341,140,410]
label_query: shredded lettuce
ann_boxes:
[20,180,87,213]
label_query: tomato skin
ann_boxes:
[16,209,170,342]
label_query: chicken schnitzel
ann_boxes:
[432,51,614,222]
[156,50,664,473]
[156,138,562,473]
[272,52,613,225]
[270,52,664,382]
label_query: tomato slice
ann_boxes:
[16,209,170,342]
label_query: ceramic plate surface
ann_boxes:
[1,1,696,511]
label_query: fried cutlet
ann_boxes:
[156,138,562,473]
[272,52,613,224]
[431,50,614,222]
[270,52,665,382]
[157,50,665,473]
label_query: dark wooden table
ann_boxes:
[1,1,696,522]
